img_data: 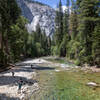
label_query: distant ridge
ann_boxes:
[24,0,51,7]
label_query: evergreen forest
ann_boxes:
[0,0,100,67]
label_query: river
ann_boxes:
[30,57,100,100]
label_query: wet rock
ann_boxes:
[75,66,79,68]
[61,64,68,68]
[86,82,98,87]
[34,83,38,87]
[55,69,60,72]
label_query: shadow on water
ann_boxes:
[31,66,55,70]
[15,63,45,66]
[0,93,20,100]
[0,75,37,86]
[13,67,34,73]
[0,65,34,74]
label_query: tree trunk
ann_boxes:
[0,32,2,49]
[4,36,9,64]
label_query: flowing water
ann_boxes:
[30,58,100,100]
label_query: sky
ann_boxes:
[34,0,67,8]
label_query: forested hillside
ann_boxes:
[0,0,100,67]
[52,0,100,66]
[0,0,51,66]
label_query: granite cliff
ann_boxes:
[16,0,56,36]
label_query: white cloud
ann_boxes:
[62,6,71,13]
[62,5,67,12]
[55,5,71,13]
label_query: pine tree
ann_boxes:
[58,0,63,38]
[0,0,21,64]
[55,0,63,46]
[63,9,69,36]
[66,0,79,60]
[0,15,2,49]
[69,0,78,40]
[69,12,78,40]
[59,0,70,57]
[92,23,100,66]
[77,0,99,63]
[9,16,28,62]
[35,23,41,42]
[0,14,4,64]
[26,33,35,57]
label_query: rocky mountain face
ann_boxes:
[16,0,56,36]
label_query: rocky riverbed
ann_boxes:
[0,58,51,100]
[0,57,100,100]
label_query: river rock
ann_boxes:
[61,64,70,68]
[34,83,38,87]
[87,82,98,87]
[55,69,60,72]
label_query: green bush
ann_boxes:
[74,59,81,66]
[51,46,59,56]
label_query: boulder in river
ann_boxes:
[86,82,98,87]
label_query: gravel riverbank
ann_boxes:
[0,58,50,100]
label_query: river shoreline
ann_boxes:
[0,59,48,100]
[0,57,100,100]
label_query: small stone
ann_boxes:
[55,69,60,72]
